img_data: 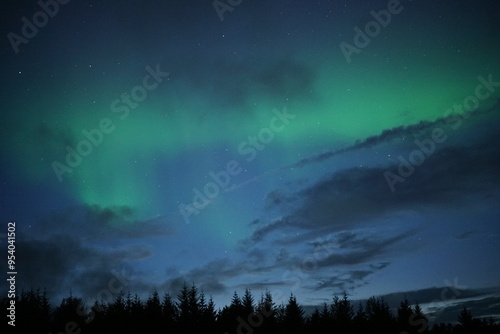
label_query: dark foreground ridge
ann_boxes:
[2,284,500,334]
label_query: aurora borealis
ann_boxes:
[1,0,500,323]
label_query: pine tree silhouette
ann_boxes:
[51,292,87,334]
[17,289,52,333]
[162,292,179,332]
[242,288,255,315]
[457,307,481,334]
[144,289,162,333]
[8,283,500,333]
[177,283,195,334]
[331,292,353,333]
[397,298,414,333]
[283,294,305,334]
[365,296,394,334]
[200,293,217,333]
[256,290,277,334]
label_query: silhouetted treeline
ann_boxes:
[2,285,500,334]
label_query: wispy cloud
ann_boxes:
[250,111,500,243]
[286,103,499,170]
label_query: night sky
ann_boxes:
[1,0,500,323]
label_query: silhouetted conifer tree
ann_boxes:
[457,307,481,334]
[365,296,394,334]
[129,293,144,333]
[353,302,368,333]
[256,290,277,334]
[107,290,128,333]
[412,303,429,333]
[188,284,200,320]
[274,302,286,325]
[51,293,87,334]
[17,289,51,333]
[283,294,304,334]
[199,293,217,333]
[145,289,163,333]
[331,292,353,332]
[242,288,255,315]
[162,292,179,331]
[86,299,107,333]
[398,298,414,333]
[177,282,191,333]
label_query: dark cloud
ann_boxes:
[167,55,257,110]
[286,103,500,170]
[251,114,500,242]
[248,218,290,243]
[268,230,406,295]
[158,248,310,297]
[257,59,316,99]
[299,264,390,296]
[107,244,153,262]
[312,270,373,292]
[222,108,500,301]
[171,228,408,300]
[249,167,393,242]
[455,230,477,240]
[248,219,260,226]
[159,259,246,295]
[4,235,146,302]
[263,188,301,213]
[34,121,76,150]
[314,231,414,267]
[14,236,92,295]
[37,204,174,241]
[234,280,291,292]
[160,55,317,114]
[0,204,168,301]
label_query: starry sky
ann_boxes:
[1,0,500,322]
